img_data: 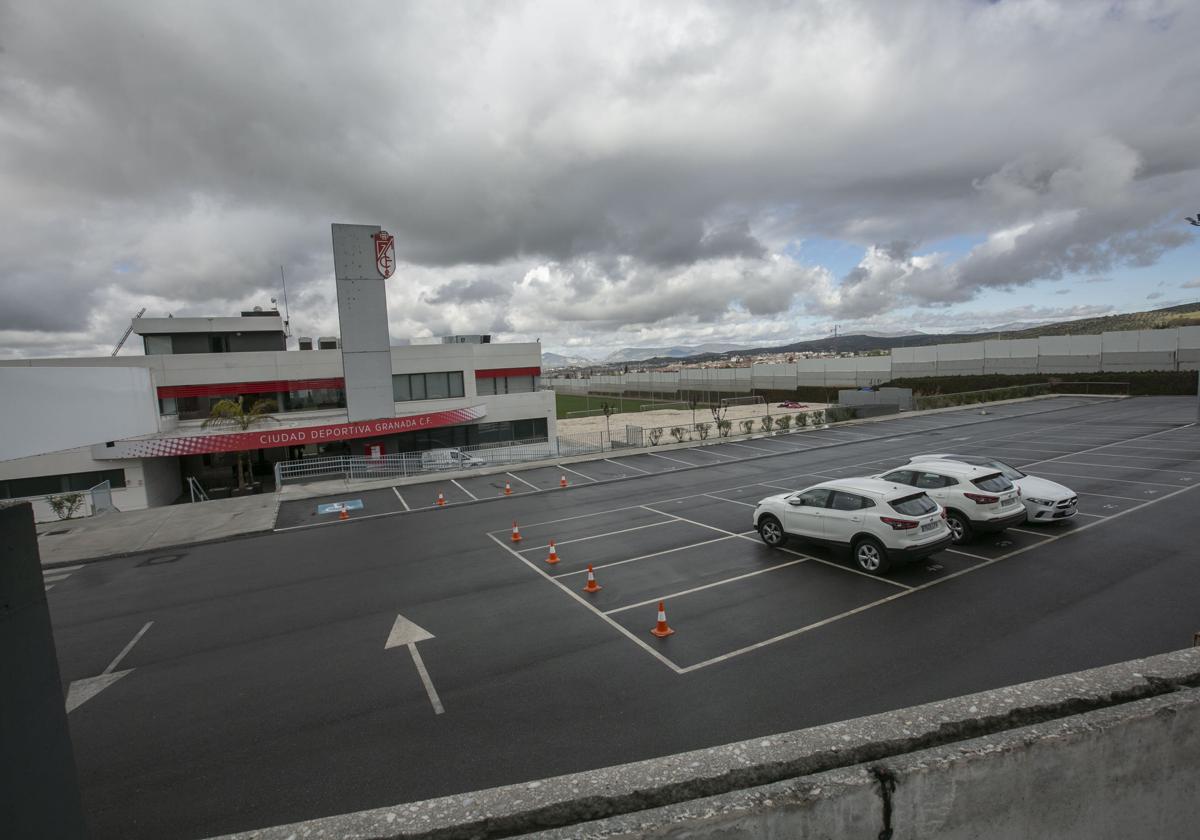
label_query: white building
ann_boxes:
[0,311,553,513]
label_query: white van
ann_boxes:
[419,449,487,471]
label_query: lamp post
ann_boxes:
[1189,212,1200,423]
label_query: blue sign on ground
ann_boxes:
[317,499,364,515]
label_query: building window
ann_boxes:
[144,335,172,355]
[0,469,127,499]
[475,375,538,395]
[392,371,465,402]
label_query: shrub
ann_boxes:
[775,414,792,432]
[48,492,85,520]
[717,419,732,437]
[648,427,663,446]
[760,415,774,432]
[695,422,711,440]
[795,412,808,428]
[740,419,755,435]
[670,427,686,443]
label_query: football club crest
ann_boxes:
[372,230,396,279]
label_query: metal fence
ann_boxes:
[274,435,607,486]
[7,480,115,524]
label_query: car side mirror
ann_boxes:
[788,498,805,506]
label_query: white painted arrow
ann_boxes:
[66,620,153,714]
[66,670,132,713]
[385,614,443,715]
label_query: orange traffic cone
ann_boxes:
[436,492,446,507]
[650,600,674,637]
[560,475,568,488]
[504,481,513,496]
[511,521,523,543]
[582,564,602,593]
[338,506,349,521]
[546,541,560,565]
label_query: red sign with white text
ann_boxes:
[102,405,487,458]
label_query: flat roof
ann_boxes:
[133,315,285,335]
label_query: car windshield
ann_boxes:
[972,473,1013,492]
[985,460,1026,480]
[889,493,937,516]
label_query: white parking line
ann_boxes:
[1061,450,1200,463]
[516,519,675,553]
[557,464,599,482]
[1007,527,1056,538]
[450,479,477,500]
[731,535,913,589]
[1080,491,1149,502]
[704,492,757,507]
[603,559,808,615]
[944,548,992,561]
[1031,470,1181,488]
[487,533,684,675]
[606,458,651,474]
[1049,460,1200,476]
[725,441,785,454]
[507,471,541,490]
[642,505,741,538]
[392,487,410,511]
[687,446,739,460]
[753,437,817,450]
[1074,511,1106,518]
[552,534,746,578]
[646,452,696,467]
[1101,444,1200,455]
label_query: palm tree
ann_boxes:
[201,397,279,491]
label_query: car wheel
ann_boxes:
[758,516,786,547]
[853,536,892,575]
[945,511,972,544]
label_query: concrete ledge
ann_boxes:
[210,647,1200,840]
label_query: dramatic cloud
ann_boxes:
[1,0,1199,358]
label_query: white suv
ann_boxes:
[906,454,1078,524]
[876,460,1026,544]
[753,477,952,575]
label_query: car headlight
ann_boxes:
[1025,497,1052,506]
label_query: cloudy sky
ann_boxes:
[2,0,1199,360]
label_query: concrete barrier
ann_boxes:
[0,503,88,838]
[211,648,1200,840]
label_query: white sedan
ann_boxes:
[907,454,1078,523]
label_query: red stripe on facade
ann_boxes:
[156,378,345,399]
[474,367,541,379]
[104,405,489,457]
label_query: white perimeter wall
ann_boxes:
[0,367,159,462]
[547,326,1200,396]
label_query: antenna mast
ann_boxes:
[279,266,292,338]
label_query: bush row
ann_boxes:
[640,407,864,445]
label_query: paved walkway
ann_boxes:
[35,493,280,567]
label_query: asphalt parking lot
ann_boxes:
[47,396,1200,839]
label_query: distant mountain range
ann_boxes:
[541,351,597,368]
[600,342,754,363]
[542,302,1200,369]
